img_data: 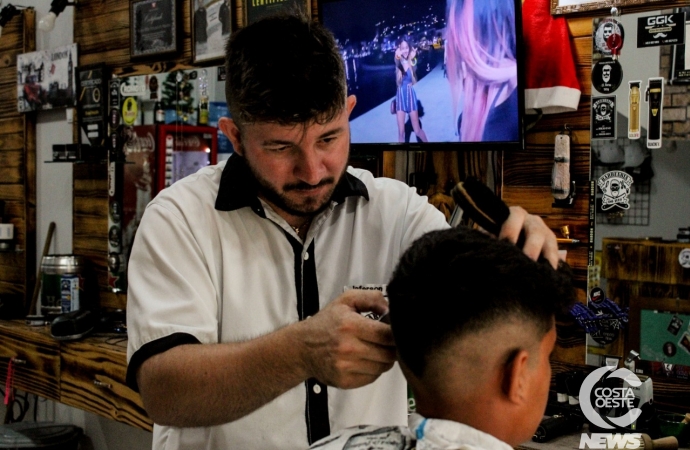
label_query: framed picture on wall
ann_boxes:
[670,7,690,84]
[17,43,78,112]
[192,0,233,64]
[628,297,690,380]
[130,0,180,61]
[241,0,310,27]
[551,0,677,15]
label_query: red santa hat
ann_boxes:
[522,0,581,114]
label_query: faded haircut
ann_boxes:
[388,227,575,378]
[224,13,347,127]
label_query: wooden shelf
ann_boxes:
[0,320,152,432]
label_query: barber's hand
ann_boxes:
[299,290,396,389]
[499,206,559,269]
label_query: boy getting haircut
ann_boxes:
[312,228,575,450]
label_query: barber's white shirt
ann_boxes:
[126,156,448,450]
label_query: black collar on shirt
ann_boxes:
[214,153,369,215]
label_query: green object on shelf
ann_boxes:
[658,413,689,444]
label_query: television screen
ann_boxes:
[319,0,524,151]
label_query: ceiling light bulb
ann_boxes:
[38,11,56,32]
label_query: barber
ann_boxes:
[126,14,559,450]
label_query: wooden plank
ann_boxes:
[98,290,128,311]
[502,147,590,186]
[73,162,108,181]
[24,114,36,307]
[577,66,592,97]
[0,151,24,170]
[23,9,35,55]
[73,238,108,255]
[656,245,690,286]
[74,196,109,217]
[76,27,134,55]
[0,133,26,151]
[0,117,23,134]
[75,0,129,17]
[73,10,129,39]
[10,226,26,249]
[572,36,592,68]
[542,215,590,242]
[0,184,24,200]
[0,166,22,185]
[0,199,25,219]
[607,279,690,304]
[567,17,595,38]
[382,151,396,179]
[525,129,590,146]
[0,92,19,120]
[502,185,590,216]
[651,376,690,414]
[0,321,60,401]
[563,245,589,271]
[74,179,109,197]
[0,25,22,51]
[73,214,108,239]
[0,280,24,296]
[0,50,22,70]
[60,339,152,431]
[0,66,22,85]
[0,261,25,283]
[529,99,592,131]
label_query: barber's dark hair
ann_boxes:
[388,227,575,378]
[224,14,347,126]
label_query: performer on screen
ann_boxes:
[445,0,519,142]
[394,37,429,143]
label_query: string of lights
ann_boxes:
[38,0,77,32]
[0,0,76,38]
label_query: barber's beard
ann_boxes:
[242,152,347,218]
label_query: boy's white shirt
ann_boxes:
[310,413,515,450]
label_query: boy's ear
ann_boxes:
[502,349,530,405]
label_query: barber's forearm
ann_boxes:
[136,323,310,427]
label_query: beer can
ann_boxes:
[41,255,87,316]
[61,275,80,313]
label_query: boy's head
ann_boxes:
[387,228,575,446]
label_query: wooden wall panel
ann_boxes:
[0,9,35,317]
[502,13,593,365]
[71,163,127,310]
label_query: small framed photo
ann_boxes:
[192,0,233,64]
[241,0,310,27]
[130,0,180,61]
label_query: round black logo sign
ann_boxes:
[592,58,623,93]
